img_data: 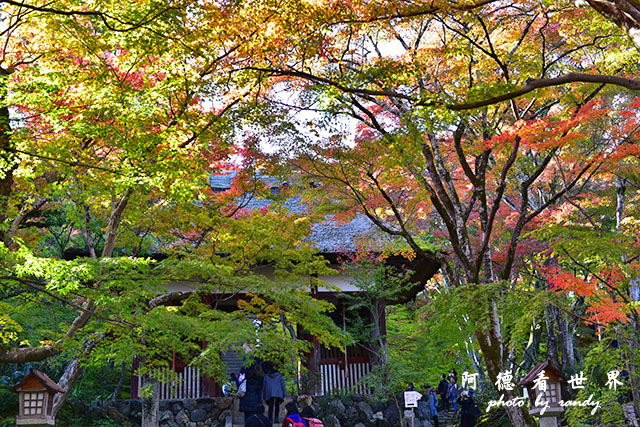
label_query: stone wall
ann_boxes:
[82,393,435,427]
[85,397,232,427]
[310,393,434,427]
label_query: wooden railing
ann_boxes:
[136,366,203,399]
[319,360,371,395]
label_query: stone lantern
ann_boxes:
[518,360,567,427]
[11,368,64,426]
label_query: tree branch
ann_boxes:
[439,73,640,111]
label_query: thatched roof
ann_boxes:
[208,172,442,302]
[209,172,392,254]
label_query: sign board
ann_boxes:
[404,391,422,408]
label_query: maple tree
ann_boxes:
[240,0,640,424]
[0,1,347,423]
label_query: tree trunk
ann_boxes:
[474,301,536,427]
[614,176,640,416]
[50,192,131,413]
[112,361,127,401]
[559,311,576,368]
[52,332,102,417]
[545,305,562,371]
[141,376,160,427]
[371,298,388,365]
[586,0,640,52]
[0,74,16,246]
[52,359,84,417]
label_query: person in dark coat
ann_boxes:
[263,362,287,424]
[437,374,450,411]
[459,390,478,427]
[239,362,264,424]
[246,404,272,427]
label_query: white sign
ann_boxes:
[404,391,422,408]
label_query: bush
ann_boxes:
[0,387,18,416]
[0,416,16,427]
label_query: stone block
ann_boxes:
[190,408,207,423]
[324,413,341,427]
[175,409,189,425]
[160,410,174,423]
[184,399,198,411]
[383,405,399,425]
[370,402,386,413]
[329,399,346,415]
[357,401,374,420]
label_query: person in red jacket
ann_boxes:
[282,402,308,427]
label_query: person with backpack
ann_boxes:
[447,376,460,412]
[301,406,324,427]
[459,390,480,427]
[263,362,287,424]
[246,404,272,427]
[282,401,308,427]
[437,374,450,411]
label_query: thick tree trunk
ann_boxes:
[474,300,536,427]
[475,331,535,426]
[141,376,160,427]
[52,331,102,417]
[52,359,84,417]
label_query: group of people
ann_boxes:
[407,382,441,427]
[233,360,479,427]
[229,360,324,427]
[435,370,481,427]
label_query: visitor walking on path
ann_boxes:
[459,390,480,427]
[447,377,460,412]
[263,362,287,424]
[437,374,450,411]
[425,384,440,427]
[239,362,264,425]
[282,402,308,427]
